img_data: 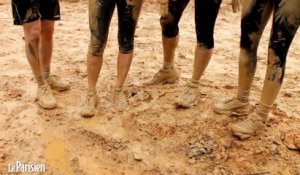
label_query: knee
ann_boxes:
[160,15,178,38]
[268,49,283,67]
[40,25,54,40]
[196,37,214,49]
[119,44,134,54]
[119,36,134,53]
[239,48,257,67]
[26,25,41,48]
[88,36,105,57]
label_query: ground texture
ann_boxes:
[0,1,300,174]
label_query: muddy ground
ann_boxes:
[0,0,300,174]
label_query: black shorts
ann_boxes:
[11,0,60,25]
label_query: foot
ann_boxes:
[214,98,251,115]
[37,84,57,109]
[80,91,98,117]
[147,68,179,85]
[175,80,199,108]
[46,75,71,91]
[230,112,267,139]
[113,88,128,111]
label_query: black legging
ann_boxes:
[88,0,143,56]
[160,0,222,49]
[240,0,300,83]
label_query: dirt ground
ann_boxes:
[1,0,300,174]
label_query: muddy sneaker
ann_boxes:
[37,84,57,109]
[214,98,250,115]
[113,88,128,111]
[175,79,199,108]
[146,68,179,85]
[46,75,70,91]
[230,112,267,139]
[80,91,98,117]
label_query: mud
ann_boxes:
[1,0,300,174]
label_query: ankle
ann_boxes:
[36,75,46,87]
[163,62,174,70]
[43,67,50,79]
[186,79,199,88]
[255,102,272,122]
[237,89,250,103]
[88,88,97,94]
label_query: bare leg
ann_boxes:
[116,52,133,88]
[191,46,213,81]
[87,54,103,91]
[23,20,43,80]
[23,20,56,109]
[162,35,178,68]
[40,20,54,76]
[214,0,273,115]
[231,0,300,139]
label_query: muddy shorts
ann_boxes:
[88,0,143,55]
[11,0,60,25]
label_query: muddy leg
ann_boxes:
[214,0,273,115]
[231,0,300,139]
[149,0,189,84]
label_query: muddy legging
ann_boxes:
[161,0,222,49]
[88,0,143,56]
[238,0,300,106]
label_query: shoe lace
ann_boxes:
[241,113,265,130]
[42,86,52,97]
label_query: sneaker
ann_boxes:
[146,68,179,85]
[46,75,71,91]
[113,88,128,111]
[37,84,57,109]
[175,80,199,108]
[214,98,250,115]
[80,91,98,117]
[230,112,267,139]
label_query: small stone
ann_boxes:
[284,92,292,97]
[188,158,196,164]
[269,145,279,155]
[0,153,5,160]
[283,129,300,150]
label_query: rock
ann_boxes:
[186,145,206,159]
[269,144,279,155]
[283,129,300,150]
[0,153,5,160]
[131,143,148,162]
[188,157,196,164]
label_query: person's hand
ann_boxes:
[232,0,242,13]
[158,0,168,17]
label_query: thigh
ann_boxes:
[195,0,222,49]
[12,0,40,25]
[240,0,273,51]
[88,0,115,56]
[39,0,61,21]
[161,0,190,37]
[269,0,300,71]
[117,0,143,53]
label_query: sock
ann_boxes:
[186,79,199,88]
[255,102,272,122]
[43,67,50,79]
[237,89,250,103]
[163,62,174,70]
[35,75,46,87]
